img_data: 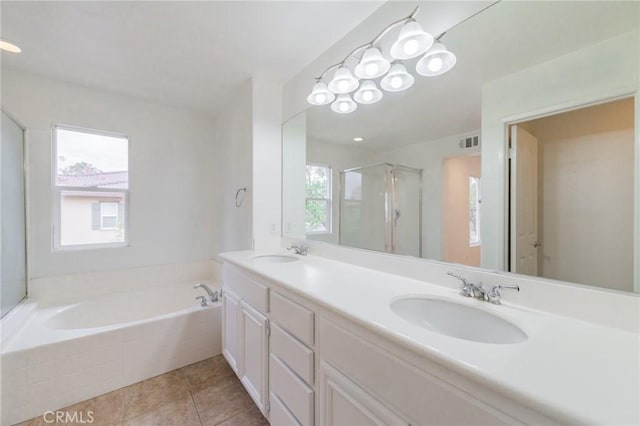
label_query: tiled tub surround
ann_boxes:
[1,261,223,425]
[220,250,640,425]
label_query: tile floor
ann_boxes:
[17,355,269,426]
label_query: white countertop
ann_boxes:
[220,250,640,425]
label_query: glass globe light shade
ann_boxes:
[380,63,415,92]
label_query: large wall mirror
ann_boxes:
[283,1,639,294]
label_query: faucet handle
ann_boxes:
[287,243,309,256]
[196,296,208,307]
[448,272,473,297]
[487,284,520,304]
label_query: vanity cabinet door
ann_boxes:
[222,288,240,374]
[318,361,409,426]
[239,300,269,415]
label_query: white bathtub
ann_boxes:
[1,282,222,425]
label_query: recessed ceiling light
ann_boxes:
[353,137,365,142]
[0,39,21,53]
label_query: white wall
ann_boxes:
[2,70,219,279]
[252,78,283,250]
[282,113,307,239]
[216,80,253,253]
[481,30,640,273]
[522,99,634,291]
[441,155,481,267]
[369,132,480,260]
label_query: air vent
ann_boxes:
[459,135,480,149]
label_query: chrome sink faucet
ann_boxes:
[447,272,519,304]
[194,283,220,303]
[486,285,520,305]
[447,272,480,298]
[287,244,309,256]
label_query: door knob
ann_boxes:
[530,241,541,248]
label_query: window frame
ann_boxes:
[305,163,332,235]
[469,175,481,247]
[100,201,119,230]
[52,124,130,251]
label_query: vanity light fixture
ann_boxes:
[0,39,21,53]
[354,80,383,104]
[389,20,433,60]
[380,64,414,92]
[331,94,358,114]
[307,81,335,105]
[328,66,359,94]
[416,41,457,76]
[354,47,391,79]
[307,5,458,113]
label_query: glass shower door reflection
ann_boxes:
[339,163,422,257]
[1,112,27,317]
[392,167,422,257]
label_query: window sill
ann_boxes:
[53,241,129,252]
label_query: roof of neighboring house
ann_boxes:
[56,171,128,189]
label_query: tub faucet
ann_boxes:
[194,283,219,302]
[196,296,208,307]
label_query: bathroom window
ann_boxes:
[99,202,119,230]
[305,164,331,234]
[53,125,129,250]
[469,176,481,246]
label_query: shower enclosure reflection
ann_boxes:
[1,112,27,317]
[340,164,422,257]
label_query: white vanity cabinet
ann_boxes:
[268,291,316,426]
[221,260,551,426]
[222,264,271,416]
[318,361,409,426]
[239,300,269,414]
[317,317,524,426]
[221,288,240,373]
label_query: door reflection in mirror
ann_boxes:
[508,97,635,292]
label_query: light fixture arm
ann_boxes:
[370,5,419,45]
[314,5,420,81]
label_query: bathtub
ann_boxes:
[1,283,222,425]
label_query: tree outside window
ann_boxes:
[305,165,331,233]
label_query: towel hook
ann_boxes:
[235,187,247,207]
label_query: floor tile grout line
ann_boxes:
[181,367,205,426]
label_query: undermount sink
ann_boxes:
[391,297,527,344]
[251,254,299,263]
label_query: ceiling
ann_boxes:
[1,1,383,117]
[306,1,639,150]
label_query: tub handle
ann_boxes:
[196,296,208,307]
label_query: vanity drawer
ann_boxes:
[270,354,314,426]
[269,392,302,426]
[222,263,269,312]
[270,291,314,346]
[270,323,314,385]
